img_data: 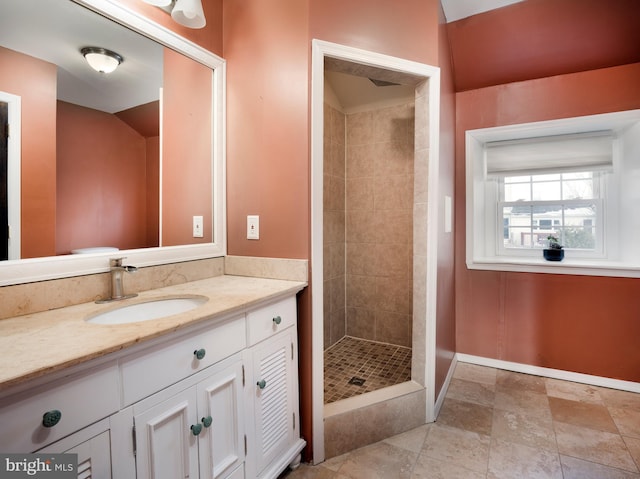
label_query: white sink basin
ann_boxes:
[87,296,208,325]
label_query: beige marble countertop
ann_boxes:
[0,275,306,391]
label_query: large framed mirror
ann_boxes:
[0,0,226,285]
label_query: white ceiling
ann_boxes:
[440,0,525,22]
[0,0,163,113]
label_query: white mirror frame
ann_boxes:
[0,0,226,286]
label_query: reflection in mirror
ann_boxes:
[0,0,214,261]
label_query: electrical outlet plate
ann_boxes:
[247,215,259,240]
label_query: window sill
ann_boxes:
[467,257,640,278]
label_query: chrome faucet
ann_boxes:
[96,257,138,303]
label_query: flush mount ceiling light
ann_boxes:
[141,0,206,29]
[81,47,123,74]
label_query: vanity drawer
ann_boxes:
[247,296,297,346]
[0,362,119,453]
[120,314,246,405]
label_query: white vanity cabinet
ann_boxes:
[0,284,305,479]
[244,297,305,479]
[38,418,113,478]
[132,352,245,479]
[0,362,120,454]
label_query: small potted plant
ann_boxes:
[543,235,564,261]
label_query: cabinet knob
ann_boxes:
[194,348,206,360]
[191,423,203,436]
[272,316,282,325]
[256,379,267,389]
[42,410,62,428]
[201,416,212,428]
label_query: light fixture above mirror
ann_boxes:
[81,46,123,73]
[141,0,206,29]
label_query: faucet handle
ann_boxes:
[110,257,126,267]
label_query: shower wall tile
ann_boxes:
[346,274,378,308]
[376,276,413,315]
[374,141,413,176]
[374,210,413,244]
[323,103,347,349]
[373,103,413,143]
[414,148,429,204]
[415,87,430,151]
[329,242,346,278]
[374,175,415,210]
[346,210,375,243]
[347,144,375,178]
[330,307,346,345]
[346,110,374,146]
[346,242,377,276]
[344,101,415,347]
[346,177,374,211]
[373,244,411,279]
[376,310,413,347]
[346,306,377,341]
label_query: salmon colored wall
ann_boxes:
[455,63,640,382]
[310,0,439,66]
[146,137,160,247]
[434,6,456,398]
[56,101,150,254]
[224,0,310,259]
[0,47,57,259]
[161,48,213,246]
[447,0,640,92]
[115,0,223,57]
[115,101,159,138]
[223,1,311,453]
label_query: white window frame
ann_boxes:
[466,109,640,278]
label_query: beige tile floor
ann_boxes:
[282,362,640,478]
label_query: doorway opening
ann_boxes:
[0,91,21,261]
[311,40,441,464]
[322,66,416,405]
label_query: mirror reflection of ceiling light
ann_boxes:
[81,47,123,74]
[141,0,206,29]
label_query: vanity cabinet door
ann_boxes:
[134,387,199,479]
[250,328,296,477]
[37,418,112,478]
[197,357,245,479]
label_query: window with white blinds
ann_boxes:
[465,109,640,277]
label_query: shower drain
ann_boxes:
[348,376,366,386]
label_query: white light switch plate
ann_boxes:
[444,196,452,233]
[247,215,259,240]
[193,215,204,238]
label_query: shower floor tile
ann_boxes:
[324,336,412,404]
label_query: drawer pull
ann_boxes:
[201,416,212,428]
[256,379,267,389]
[42,410,62,428]
[272,316,282,325]
[194,348,206,360]
[191,423,203,436]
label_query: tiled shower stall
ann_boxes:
[323,99,415,404]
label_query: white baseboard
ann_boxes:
[456,353,640,394]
